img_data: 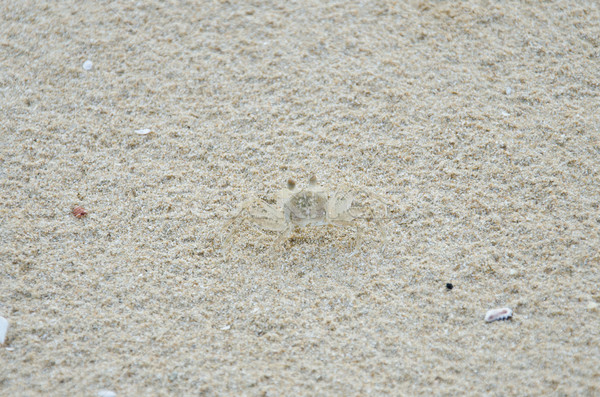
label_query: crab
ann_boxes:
[223,176,389,252]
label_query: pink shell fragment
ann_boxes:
[72,206,88,218]
[485,307,513,323]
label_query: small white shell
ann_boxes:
[97,391,116,397]
[134,128,152,135]
[0,316,8,345]
[485,307,513,323]
[83,60,93,70]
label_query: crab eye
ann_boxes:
[309,176,317,186]
[287,179,296,190]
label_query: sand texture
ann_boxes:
[1,1,599,395]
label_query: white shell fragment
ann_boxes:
[0,316,8,345]
[134,128,152,135]
[83,60,93,70]
[485,307,513,323]
[97,390,116,397]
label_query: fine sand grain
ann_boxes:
[1,1,599,395]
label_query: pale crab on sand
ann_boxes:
[223,176,389,251]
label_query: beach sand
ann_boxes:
[1,1,599,395]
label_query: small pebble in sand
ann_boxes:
[446,283,453,290]
[485,307,513,323]
[505,86,512,95]
[97,390,116,397]
[0,316,8,345]
[72,206,88,219]
[83,60,93,70]
[134,128,152,135]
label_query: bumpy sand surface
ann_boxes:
[1,1,599,395]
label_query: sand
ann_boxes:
[1,1,599,395]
